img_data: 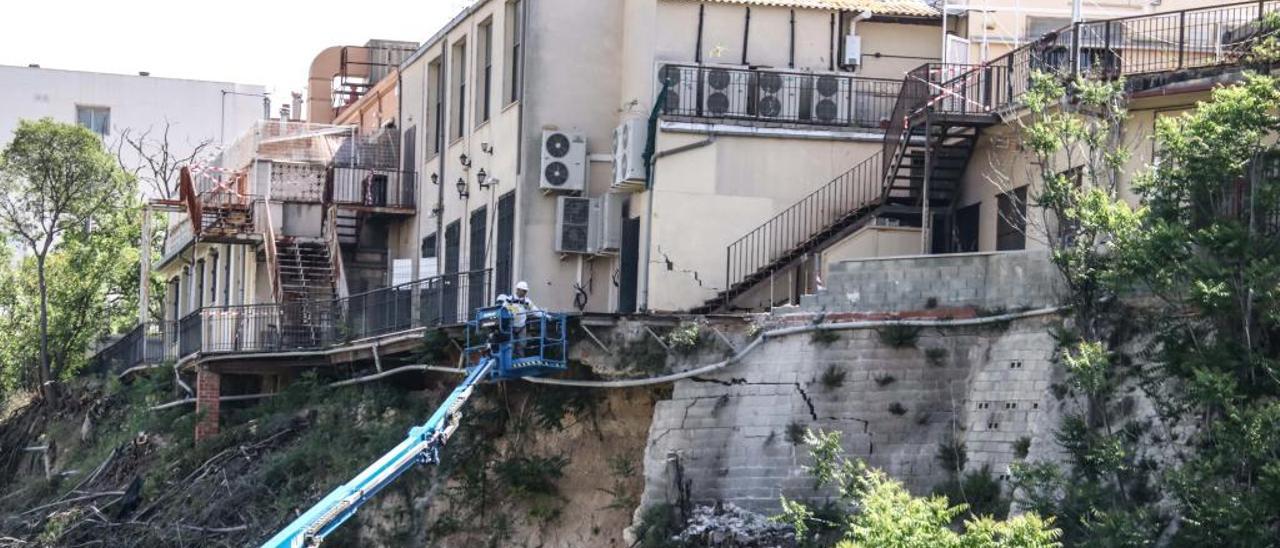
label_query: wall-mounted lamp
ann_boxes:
[476,168,494,190]
[459,153,471,169]
[456,177,469,199]
[480,142,494,154]
[430,173,439,185]
[431,202,444,217]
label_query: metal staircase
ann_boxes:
[277,239,337,303]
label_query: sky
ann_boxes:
[0,0,473,110]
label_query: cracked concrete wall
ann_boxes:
[638,252,1071,514]
[639,314,1066,514]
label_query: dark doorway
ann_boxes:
[495,191,515,296]
[442,221,461,323]
[618,210,640,313]
[469,207,488,313]
[996,186,1027,251]
[955,202,980,252]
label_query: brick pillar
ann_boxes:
[194,367,221,441]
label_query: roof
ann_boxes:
[671,0,938,17]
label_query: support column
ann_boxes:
[194,367,221,441]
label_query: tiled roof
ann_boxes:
[671,0,938,18]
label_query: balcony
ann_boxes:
[330,167,416,213]
[659,64,902,130]
[89,270,492,371]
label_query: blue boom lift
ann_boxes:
[262,306,568,547]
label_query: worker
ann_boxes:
[507,281,539,355]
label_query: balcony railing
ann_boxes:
[161,217,195,264]
[659,64,902,129]
[330,167,416,210]
[85,322,177,377]
[90,270,493,372]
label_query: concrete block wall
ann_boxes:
[801,251,1066,313]
[639,313,1066,515]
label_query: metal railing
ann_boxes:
[86,322,177,377]
[725,154,883,292]
[659,64,902,129]
[89,270,494,370]
[330,167,416,210]
[161,217,194,264]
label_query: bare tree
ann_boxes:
[0,119,131,400]
[115,121,212,200]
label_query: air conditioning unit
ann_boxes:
[702,66,746,118]
[844,35,863,68]
[612,119,647,191]
[597,192,627,254]
[658,64,697,116]
[756,71,801,121]
[540,129,587,193]
[554,196,600,254]
[810,74,850,124]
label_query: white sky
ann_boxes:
[0,0,473,110]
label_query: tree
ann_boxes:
[777,430,1062,548]
[114,121,212,200]
[1117,73,1280,544]
[0,119,134,399]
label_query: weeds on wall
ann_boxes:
[664,322,703,354]
[1014,437,1032,459]
[877,325,919,348]
[925,347,948,368]
[786,421,807,445]
[809,329,840,346]
[887,402,908,416]
[819,365,847,390]
[932,465,1010,522]
[873,374,896,387]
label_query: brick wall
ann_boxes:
[194,368,221,441]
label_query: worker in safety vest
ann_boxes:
[506,281,539,355]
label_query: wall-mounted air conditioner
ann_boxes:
[810,74,850,124]
[554,196,600,254]
[702,66,746,118]
[539,129,587,193]
[597,192,627,254]
[658,64,697,115]
[756,72,801,121]
[612,119,647,191]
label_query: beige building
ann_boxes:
[89,0,1268,440]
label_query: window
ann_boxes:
[451,40,468,140]
[76,106,110,136]
[195,259,206,308]
[996,186,1028,251]
[428,59,443,155]
[209,251,219,305]
[1026,16,1071,41]
[477,18,494,124]
[505,0,524,104]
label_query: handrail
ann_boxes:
[325,206,350,300]
[724,153,884,292]
[260,200,283,304]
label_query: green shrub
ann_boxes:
[888,402,908,416]
[936,437,967,476]
[665,322,702,353]
[874,373,896,387]
[634,503,683,548]
[786,421,807,445]
[1014,437,1032,459]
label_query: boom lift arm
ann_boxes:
[261,358,494,548]
[262,306,568,547]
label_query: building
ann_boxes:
[0,64,267,189]
[87,0,1266,442]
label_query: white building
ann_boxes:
[0,64,267,193]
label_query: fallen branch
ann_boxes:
[178,523,248,534]
[20,491,125,516]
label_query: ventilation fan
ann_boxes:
[705,68,732,116]
[812,74,846,123]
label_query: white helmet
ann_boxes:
[515,281,529,291]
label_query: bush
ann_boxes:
[634,503,684,548]
[786,421,807,445]
[1014,437,1032,459]
[665,322,702,353]
[933,465,1010,521]
[874,374,896,387]
[937,437,967,476]
[888,402,908,416]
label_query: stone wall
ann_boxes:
[639,251,1071,515]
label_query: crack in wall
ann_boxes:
[651,246,723,290]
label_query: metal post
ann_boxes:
[1071,22,1081,76]
[1178,11,1186,70]
[139,206,152,324]
[921,116,932,254]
